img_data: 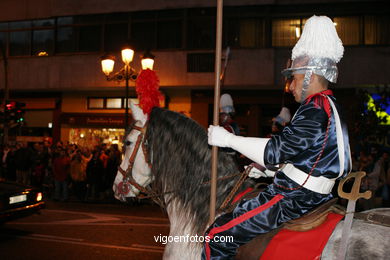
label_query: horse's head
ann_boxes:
[113,101,153,201]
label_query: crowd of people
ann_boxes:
[352,145,390,210]
[1,135,389,209]
[0,141,122,203]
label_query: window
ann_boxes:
[334,16,360,45]
[32,19,54,28]
[131,21,156,50]
[187,9,215,49]
[272,18,301,47]
[0,22,8,31]
[88,98,104,109]
[0,24,6,53]
[226,18,266,48]
[104,23,128,52]
[106,12,129,23]
[157,20,182,49]
[32,29,54,56]
[106,98,122,109]
[9,31,31,56]
[187,18,215,49]
[56,27,76,53]
[56,15,102,53]
[88,97,136,109]
[78,25,102,52]
[365,15,390,45]
[187,53,214,72]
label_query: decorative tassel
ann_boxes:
[135,69,163,116]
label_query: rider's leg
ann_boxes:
[202,190,287,260]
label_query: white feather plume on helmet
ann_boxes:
[282,15,344,84]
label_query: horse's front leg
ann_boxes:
[163,202,202,260]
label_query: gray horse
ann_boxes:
[114,102,390,260]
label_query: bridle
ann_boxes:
[117,121,164,206]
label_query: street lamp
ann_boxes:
[101,47,155,128]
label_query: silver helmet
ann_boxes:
[282,15,344,101]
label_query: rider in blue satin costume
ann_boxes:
[203,15,352,260]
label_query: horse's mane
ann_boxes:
[146,107,252,234]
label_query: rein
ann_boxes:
[118,121,251,211]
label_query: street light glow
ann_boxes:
[141,50,155,70]
[101,57,115,76]
[100,49,155,129]
[141,58,154,70]
[121,48,134,65]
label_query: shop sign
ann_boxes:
[61,113,127,126]
[86,117,124,125]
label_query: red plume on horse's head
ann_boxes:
[135,68,163,116]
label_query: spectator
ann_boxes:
[86,150,104,201]
[359,146,385,210]
[70,150,87,201]
[52,149,71,201]
[5,145,17,181]
[1,145,9,181]
[14,142,32,185]
[31,143,49,188]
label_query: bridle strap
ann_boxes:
[118,123,165,207]
[124,133,144,177]
[118,165,165,207]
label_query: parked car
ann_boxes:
[0,181,45,223]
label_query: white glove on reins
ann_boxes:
[208,125,270,167]
[245,164,276,179]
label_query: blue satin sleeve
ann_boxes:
[264,102,328,165]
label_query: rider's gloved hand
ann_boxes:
[245,163,276,178]
[208,125,270,167]
[208,125,234,148]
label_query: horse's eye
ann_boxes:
[125,141,132,146]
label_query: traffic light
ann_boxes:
[15,101,26,124]
[5,100,16,123]
[3,100,26,126]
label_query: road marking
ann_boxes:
[4,234,165,253]
[10,209,169,227]
[45,209,168,222]
[31,233,84,242]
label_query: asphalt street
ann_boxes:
[0,199,170,260]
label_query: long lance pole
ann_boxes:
[209,0,223,224]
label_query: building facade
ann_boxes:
[0,0,389,147]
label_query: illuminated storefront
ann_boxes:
[68,128,124,149]
[60,113,128,149]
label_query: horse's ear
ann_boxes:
[130,100,147,125]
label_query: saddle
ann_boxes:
[235,197,345,260]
